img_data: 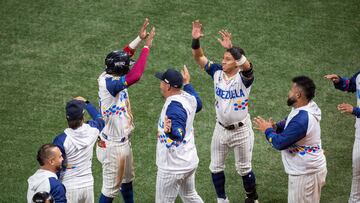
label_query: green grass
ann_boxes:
[0,0,359,202]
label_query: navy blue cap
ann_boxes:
[65,99,85,120]
[155,69,183,88]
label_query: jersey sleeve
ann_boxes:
[165,101,188,141]
[353,107,360,118]
[275,118,287,133]
[240,63,254,88]
[334,71,360,93]
[85,102,105,131]
[53,133,67,176]
[49,178,67,203]
[105,76,128,97]
[183,84,202,113]
[264,111,308,150]
[204,60,222,79]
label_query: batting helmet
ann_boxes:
[105,50,135,76]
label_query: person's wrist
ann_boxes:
[192,38,200,49]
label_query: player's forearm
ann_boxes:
[85,102,101,120]
[122,36,143,57]
[125,46,150,86]
[192,48,207,68]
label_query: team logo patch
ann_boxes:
[288,144,321,156]
[233,99,248,111]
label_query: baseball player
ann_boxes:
[27,144,66,203]
[96,18,156,203]
[53,97,105,203]
[191,20,258,203]
[154,66,203,203]
[254,76,327,203]
[324,71,360,203]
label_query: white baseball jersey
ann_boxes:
[281,101,327,175]
[53,124,99,190]
[98,72,134,141]
[27,169,66,203]
[156,91,199,174]
[206,61,252,126]
[355,73,360,131]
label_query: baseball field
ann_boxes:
[1,0,359,202]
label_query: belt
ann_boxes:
[218,121,244,130]
[101,132,126,143]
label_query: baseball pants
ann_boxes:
[96,139,135,198]
[209,117,254,176]
[155,169,203,203]
[349,128,360,203]
[66,186,94,203]
[288,168,327,203]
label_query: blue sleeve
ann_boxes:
[53,133,67,176]
[334,71,360,93]
[85,103,105,131]
[183,84,202,113]
[353,107,360,118]
[166,101,187,141]
[49,178,67,203]
[204,61,222,79]
[264,110,308,150]
[275,118,287,133]
[240,63,254,88]
[105,76,128,97]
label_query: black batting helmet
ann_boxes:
[105,50,135,76]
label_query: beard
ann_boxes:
[287,97,297,106]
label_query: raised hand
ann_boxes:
[139,18,150,40]
[217,29,232,49]
[181,65,190,85]
[337,103,353,114]
[253,116,273,133]
[145,27,156,48]
[192,20,204,39]
[74,96,86,102]
[324,74,340,83]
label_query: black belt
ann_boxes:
[102,132,126,143]
[218,121,244,130]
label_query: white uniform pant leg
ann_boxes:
[288,168,327,203]
[66,186,94,203]
[232,118,254,176]
[122,141,135,184]
[155,171,179,203]
[209,123,230,173]
[96,140,131,198]
[179,170,204,203]
[349,130,360,203]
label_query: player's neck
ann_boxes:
[40,165,58,174]
[293,99,309,109]
[165,89,181,98]
[223,69,239,80]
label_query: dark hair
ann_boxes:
[67,118,83,129]
[292,76,316,101]
[226,46,246,60]
[32,191,54,203]
[36,144,58,166]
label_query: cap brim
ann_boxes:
[154,72,164,80]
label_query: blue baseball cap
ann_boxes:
[65,99,85,120]
[155,69,183,88]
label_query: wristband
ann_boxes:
[129,36,142,49]
[192,38,200,49]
